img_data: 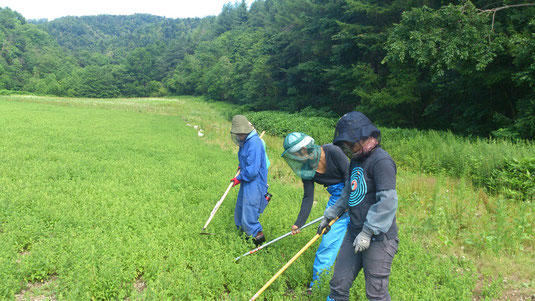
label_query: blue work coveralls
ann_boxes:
[234,130,269,237]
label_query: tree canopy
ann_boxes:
[1,1,534,139]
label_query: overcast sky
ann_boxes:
[1,0,253,21]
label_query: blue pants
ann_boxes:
[310,182,349,288]
[234,181,268,237]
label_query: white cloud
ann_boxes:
[1,0,253,20]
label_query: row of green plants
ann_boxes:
[0,89,31,96]
[223,109,535,201]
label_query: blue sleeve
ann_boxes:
[237,139,262,182]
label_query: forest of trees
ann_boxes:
[1,1,534,139]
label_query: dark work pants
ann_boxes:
[328,230,398,301]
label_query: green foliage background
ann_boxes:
[1,1,535,139]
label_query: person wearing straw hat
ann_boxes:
[281,132,350,293]
[317,111,399,301]
[230,115,269,246]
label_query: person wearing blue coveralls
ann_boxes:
[230,115,269,246]
[317,112,399,301]
[281,132,350,293]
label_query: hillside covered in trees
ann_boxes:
[1,1,534,139]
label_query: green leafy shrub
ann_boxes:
[247,111,336,145]
[0,89,33,95]
[489,158,535,201]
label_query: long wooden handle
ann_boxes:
[249,217,338,301]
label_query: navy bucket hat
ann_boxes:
[333,111,381,146]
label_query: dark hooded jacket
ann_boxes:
[329,112,398,240]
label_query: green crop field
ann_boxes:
[1,96,533,300]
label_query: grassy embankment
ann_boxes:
[0,95,533,300]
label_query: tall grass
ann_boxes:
[241,110,535,201]
[396,170,535,298]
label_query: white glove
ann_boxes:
[353,227,373,253]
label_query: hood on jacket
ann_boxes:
[333,111,381,146]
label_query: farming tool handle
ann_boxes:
[249,216,339,301]
[201,169,240,231]
[201,131,266,232]
[235,216,323,261]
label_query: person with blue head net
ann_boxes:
[281,132,350,293]
[316,111,399,301]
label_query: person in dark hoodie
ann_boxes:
[230,115,269,246]
[281,132,349,292]
[317,112,399,301]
